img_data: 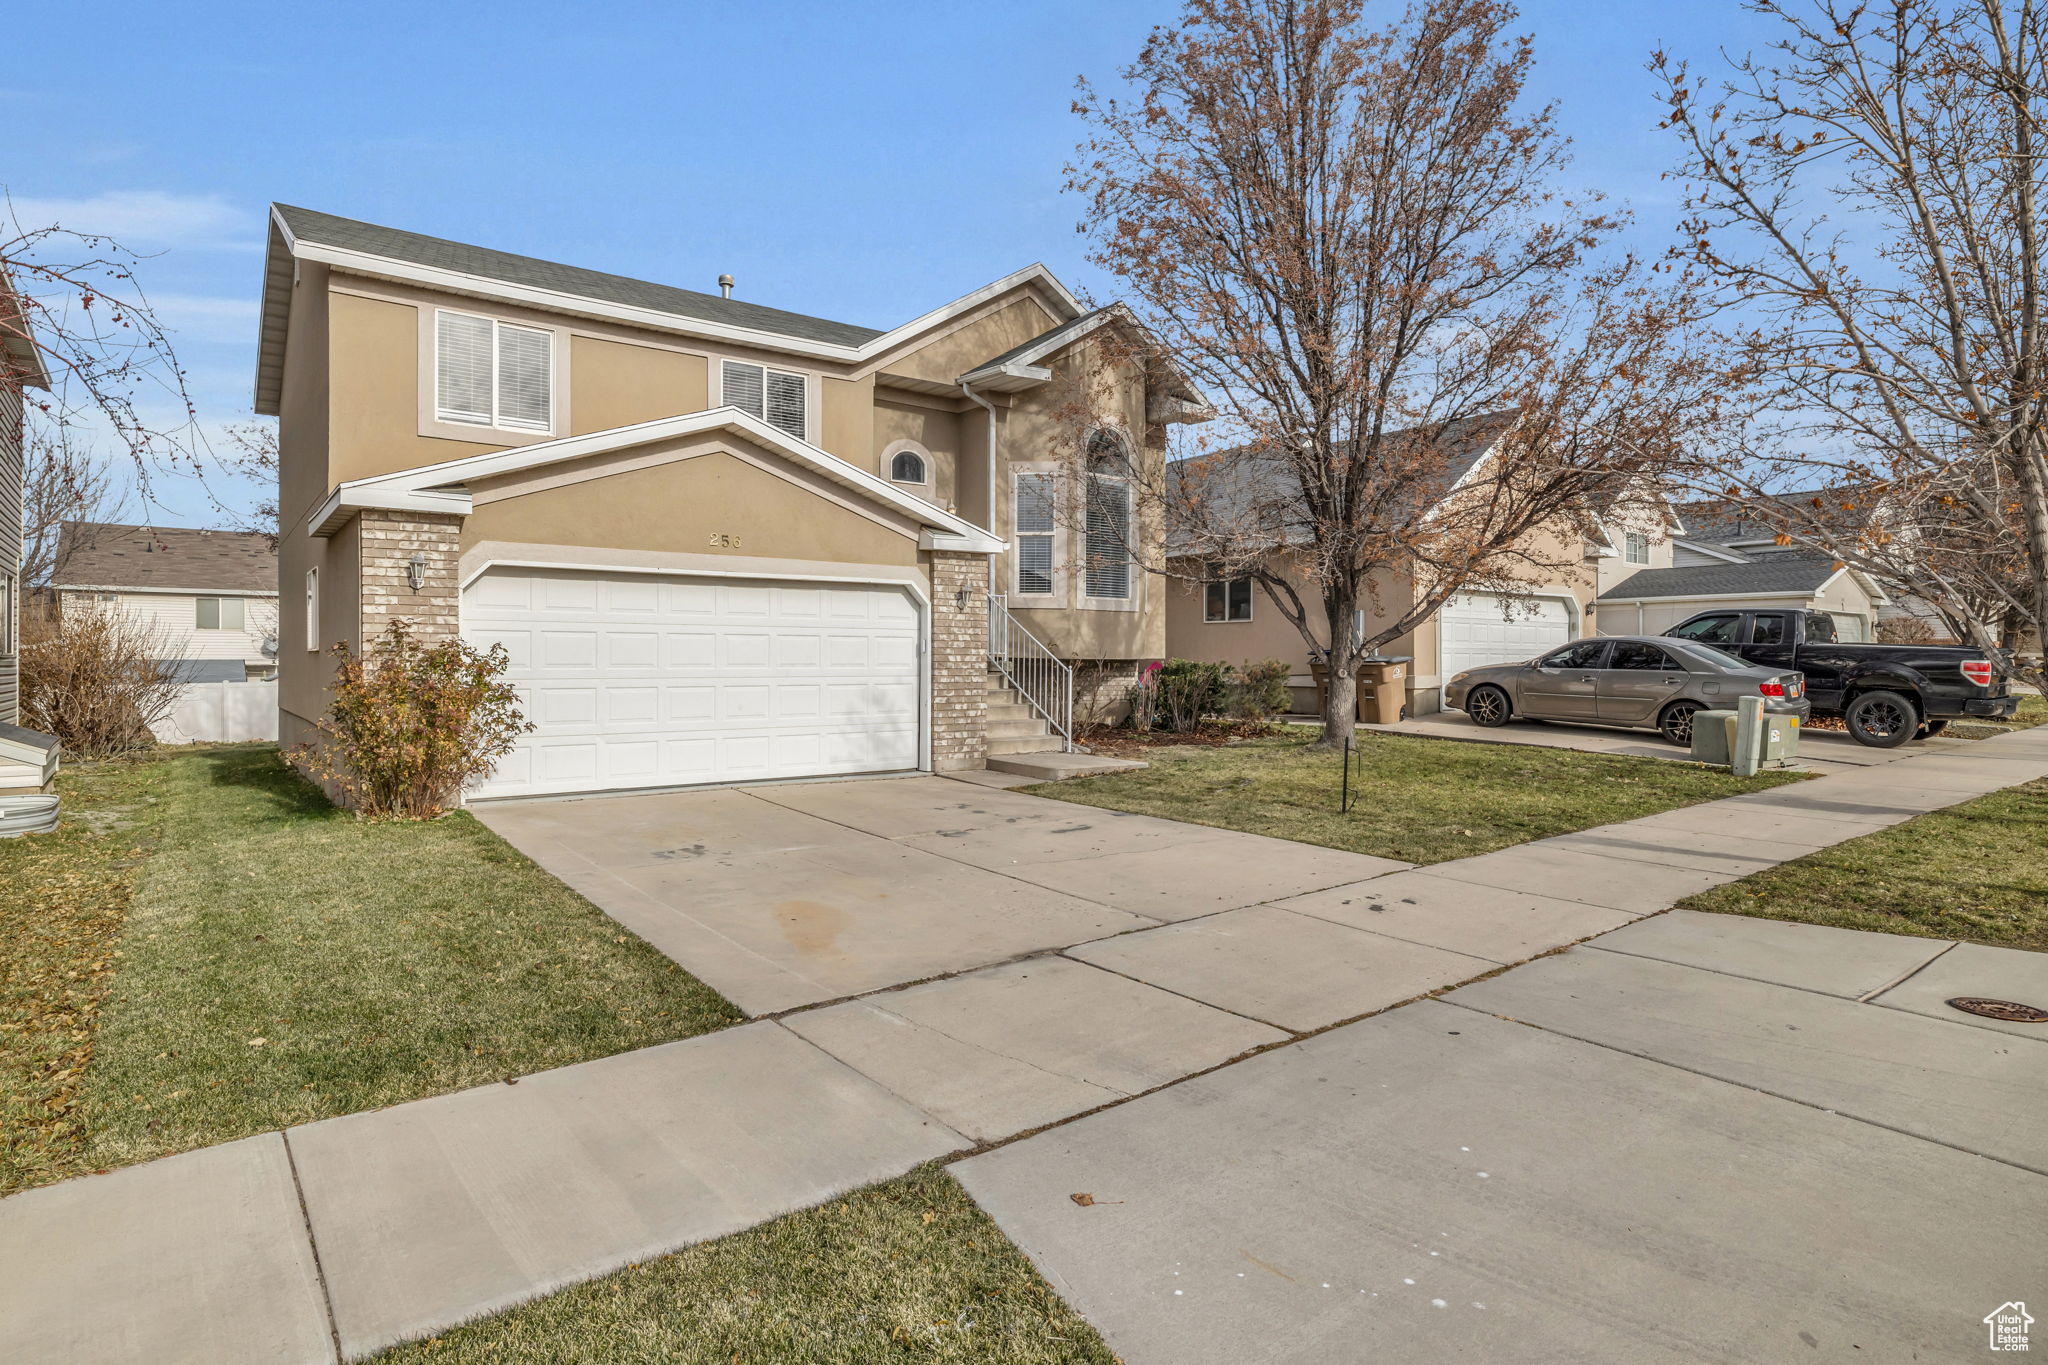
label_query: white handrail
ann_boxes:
[986,593,1074,752]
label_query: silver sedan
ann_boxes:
[1442,636,1811,745]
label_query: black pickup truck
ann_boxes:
[1665,608,2017,748]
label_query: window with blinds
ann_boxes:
[435,310,553,433]
[722,359,808,440]
[1014,472,1057,596]
[1084,473,1132,599]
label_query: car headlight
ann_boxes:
[1451,672,1469,683]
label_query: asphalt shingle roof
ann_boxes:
[1597,555,1841,601]
[54,522,278,593]
[274,205,885,349]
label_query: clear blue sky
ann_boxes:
[7,0,1779,526]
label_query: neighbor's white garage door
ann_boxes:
[463,568,921,799]
[1439,593,1573,704]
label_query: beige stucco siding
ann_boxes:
[873,396,962,512]
[328,290,504,487]
[462,445,922,568]
[821,375,878,469]
[568,335,707,435]
[879,296,1060,387]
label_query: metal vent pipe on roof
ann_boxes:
[718,274,734,300]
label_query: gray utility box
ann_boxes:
[1690,710,1801,768]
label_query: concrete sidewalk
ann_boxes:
[5,727,2045,1363]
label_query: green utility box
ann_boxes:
[1689,709,1801,768]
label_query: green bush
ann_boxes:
[1227,659,1293,722]
[1157,658,1228,732]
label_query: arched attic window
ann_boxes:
[889,449,928,484]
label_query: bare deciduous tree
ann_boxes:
[1,200,201,488]
[218,418,279,539]
[1069,0,1725,743]
[1659,0,2048,686]
[21,426,128,585]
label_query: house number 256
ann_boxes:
[708,533,743,549]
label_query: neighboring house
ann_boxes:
[52,523,281,680]
[1596,496,1890,641]
[257,205,1204,801]
[1165,418,1669,715]
[0,268,59,793]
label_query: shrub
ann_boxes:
[1226,659,1293,722]
[17,600,184,758]
[1877,616,1944,644]
[303,621,532,820]
[1156,658,1228,732]
[1128,660,1164,732]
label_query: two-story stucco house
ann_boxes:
[257,206,1202,801]
[1165,424,1683,716]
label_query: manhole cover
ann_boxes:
[1946,997,2048,1023]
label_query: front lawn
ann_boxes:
[0,745,741,1195]
[1048,731,1807,865]
[375,1164,1113,1364]
[1681,778,2048,950]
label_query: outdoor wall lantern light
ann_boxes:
[408,552,429,591]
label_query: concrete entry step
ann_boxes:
[985,750,1148,779]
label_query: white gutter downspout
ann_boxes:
[960,379,1000,594]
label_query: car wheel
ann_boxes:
[1844,690,1918,748]
[1917,717,1950,739]
[1466,685,1512,728]
[1658,700,1701,747]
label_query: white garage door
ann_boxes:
[463,568,922,800]
[1439,593,1573,703]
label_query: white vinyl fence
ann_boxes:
[151,680,279,745]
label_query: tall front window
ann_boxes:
[1624,530,1650,565]
[1084,471,1131,600]
[305,568,320,652]
[1014,472,1057,596]
[435,310,553,433]
[722,360,808,440]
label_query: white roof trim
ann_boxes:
[1671,538,1750,564]
[54,583,279,598]
[1595,588,1828,606]
[271,206,1080,367]
[304,406,1005,554]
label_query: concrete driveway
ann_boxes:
[474,776,1409,1014]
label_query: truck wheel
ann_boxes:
[1466,685,1512,728]
[1658,700,1702,746]
[1844,690,1918,748]
[1917,718,1949,739]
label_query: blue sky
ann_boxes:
[8,0,1779,527]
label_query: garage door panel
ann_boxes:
[466,568,923,799]
[1440,593,1574,705]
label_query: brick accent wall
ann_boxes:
[1074,660,1142,726]
[358,510,462,645]
[929,551,990,772]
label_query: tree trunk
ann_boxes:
[1314,591,1360,750]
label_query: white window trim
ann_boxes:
[1010,466,1065,606]
[712,356,817,445]
[1079,468,1137,611]
[305,567,320,652]
[418,306,568,443]
[195,595,247,632]
[1624,530,1651,565]
[0,571,14,656]
[1203,570,1254,623]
